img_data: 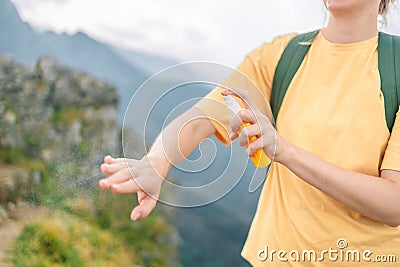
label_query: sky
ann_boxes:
[10,0,400,66]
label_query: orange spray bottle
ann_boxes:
[223,95,271,168]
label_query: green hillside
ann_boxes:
[0,56,180,267]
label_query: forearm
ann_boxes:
[279,141,400,226]
[222,88,400,226]
[146,107,215,177]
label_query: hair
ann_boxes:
[379,0,395,15]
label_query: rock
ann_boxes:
[0,56,119,193]
[0,166,29,204]
[37,57,118,108]
[6,202,15,213]
[0,205,8,225]
[3,111,15,124]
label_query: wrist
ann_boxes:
[275,136,296,165]
[143,153,171,178]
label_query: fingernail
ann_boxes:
[132,212,141,221]
[101,164,109,169]
[100,179,109,186]
[111,184,120,189]
[246,148,252,156]
[230,133,235,140]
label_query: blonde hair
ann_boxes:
[380,0,395,14]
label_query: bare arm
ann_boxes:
[145,107,216,177]
[223,88,400,227]
[279,145,400,227]
[99,107,216,220]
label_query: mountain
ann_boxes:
[113,46,179,75]
[0,0,181,119]
[0,56,180,266]
[0,1,262,266]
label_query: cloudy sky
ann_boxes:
[10,0,400,66]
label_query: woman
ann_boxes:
[99,0,400,265]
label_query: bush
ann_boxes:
[11,211,135,267]
[51,107,84,126]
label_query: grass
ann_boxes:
[39,186,179,267]
[51,107,85,126]
[9,160,181,267]
[0,145,180,266]
[11,211,136,267]
[0,104,180,266]
[0,147,47,173]
[0,148,46,206]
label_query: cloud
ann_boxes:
[10,0,399,66]
[10,0,326,65]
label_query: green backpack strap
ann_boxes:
[271,30,400,133]
[270,30,320,124]
[378,32,400,132]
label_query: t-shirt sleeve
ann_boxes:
[193,33,296,146]
[381,108,400,171]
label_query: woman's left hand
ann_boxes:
[221,88,289,163]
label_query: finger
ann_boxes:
[104,155,118,164]
[101,162,128,174]
[104,155,126,164]
[239,124,261,147]
[237,109,257,124]
[230,132,239,140]
[246,137,266,157]
[221,88,260,113]
[230,115,243,137]
[137,191,147,203]
[111,179,140,194]
[102,159,140,179]
[99,168,133,189]
[131,196,157,221]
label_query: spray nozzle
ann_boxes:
[223,95,242,116]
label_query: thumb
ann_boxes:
[130,196,157,221]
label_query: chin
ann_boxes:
[325,0,355,14]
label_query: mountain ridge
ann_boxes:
[1,0,180,118]
[0,1,260,265]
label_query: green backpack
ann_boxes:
[270,30,400,133]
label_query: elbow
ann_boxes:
[187,108,215,142]
[370,209,400,227]
[383,215,400,228]
[384,204,400,227]
[386,220,400,228]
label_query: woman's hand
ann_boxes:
[98,108,216,221]
[99,155,168,221]
[221,88,290,163]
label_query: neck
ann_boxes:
[323,12,378,44]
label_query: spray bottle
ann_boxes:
[223,95,271,168]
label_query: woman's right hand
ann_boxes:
[99,155,168,221]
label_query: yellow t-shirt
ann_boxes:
[193,32,400,266]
